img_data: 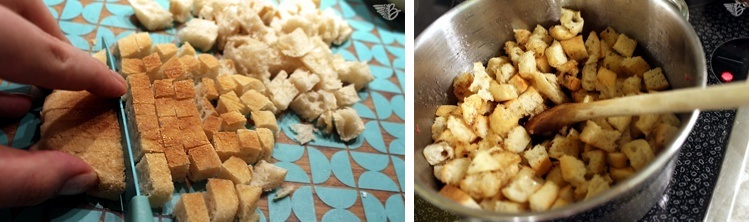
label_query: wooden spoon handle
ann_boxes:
[526,81,748,134]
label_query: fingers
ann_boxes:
[0,92,32,119]
[0,0,69,43]
[0,146,98,207]
[0,6,126,98]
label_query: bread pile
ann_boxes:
[127,0,373,143]
[424,8,681,212]
[38,91,126,200]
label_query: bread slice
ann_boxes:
[218,156,253,184]
[248,160,287,191]
[187,144,222,181]
[179,18,219,51]
[255,128,275,161]
[129,0,174,31]
[136,153,174,207]
[235,184,263,222]
[212,131,242,161]
[220,110,247,132]
[236,129,263,164]
[163,145,189,182]
[174,192,210,222]
[251,110,278,135]
[205,179,239,222]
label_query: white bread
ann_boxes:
[248,160,288,191]
[136,153,174,207]
[205,179,239,222]
[423,142,453,166]
[288,68,320,93]
[529,181,560,211]
[332,107,364,142]
[180,18,219,51]
[129,0,174,31]
[174,193,210,222]
[235,184,263,221]
[266,71,300,111]
[438,185,481,209]
[251,110,278,135]
[218,156,253,184]
[291,123,316,145]
[169,0,192,23]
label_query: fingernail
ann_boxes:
[58,172,98,195]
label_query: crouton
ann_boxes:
[530,72,568,104]
[560,35,589,61]
[205,179,239,222]
[529,181,560,211]
[173,193,210,222]
[447,115,478,144]
[599,27,619,47]
[154,43,178,62]
[121,59,145,76]
[131,86,156,104]
[595,67,618,98]
[612,34,637,57]
[212,132,242,161]
[635,114,660,136]
[136,153,174,207]
[489,105,521,137]
[179,55,201,78]
[118,33,139,59]
[545,40,568,69]
[644,67,670,90]
[423,142,454,166]
[152,79,174,98]
[620,56,650,77]
[559,155,586,186]
[501,172,544,203]
[173,79,196,99]
[581,62,597,91]
[92,50,107,64]
[179,19,219,51]
[240,90,275,113]
[585,174,611,200]
[652,123,679,151]
[469,62,494,101]
[177,42,196,58]
[545,165,567,187]
[548,134,581,159]
[438,158,471,185]
[187,144,222,181]
[524,144,553,175]
[161,57,187,80]
[218,156,252,184]
[504,126,531,153]
[217,92,249,115]
[453,72,474,101]
[439,185,481,209]
[518,51,538,79]
[609,167,635,182]
[163,145,189,182]
[513,29,532,46]
[660,113,681,127]
[463,170,518,200]
[220,111,247,132]
[197,54,220,79]
[584,31,601,64]
[607,152,628,168]
[174,99,200,118]
[251,110,278,134]
[606,116,632,132]
[507,75,529,93]
[231,75,264,96]
[621,139,654,170]
[237,129,263,164]
[579,121,621,152]
[288,68,321,93]
[255,128,275,161]
[129,0,173,31]
[582,150,607,176]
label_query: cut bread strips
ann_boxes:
[38,90,125,200]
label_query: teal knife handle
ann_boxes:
[128,196,154,222]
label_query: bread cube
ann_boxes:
[173,193,210,222]
[142,52,162,80]
[216,75,238,94]
[644,67,669,90]
[546,165,568,187]
[132,103,156,116]
[240,90,275,113]
[154,98,177,117]
[585,175,611,200]
[580,121,622,152]
[152,79,174,98]
[235,184,263,221]
[179,55,201,78]
[255,128,275,161]
[461,170,516,200]
[334,84,360,107]
[121,59,145,76]
[237,129,263,164]
[173,79,196,99]
[251,111,278,134]
[177,42,196,58]
[205,179,239,222]
[489,105,520,137]
[218,156,252,184]
[169,0,192,23]
[248,160,288,191]
[620,56,650,77]
[131,86,156,104]
[289,69,321,93]
[129,0,173,31]
[489,81,518,102]
[154,43,178,62]
[524,144,553,175]
[621,139,654,170]
[438,185,481,209]
[613,34,637,57]
[160,57,186,80]
[549,133,581,159]
[212,132,242,161]
[163,145,189,182]
[174,99,199,118]
[582,150,607,176]
[187,144,222,181]
[136,153,174,207]
[560,35,589,61]
[179,19,218,51]
[507,87,545,117]
[606,116,632,132]
[202,115,222,139]
[609,166,635,182]
[231,75,264,95]
[595,67,618,98]
[289,91,329,121]
[267,72,300,111]
[559,155,586,186]
[502,172,544,203]
[507,75,529,93]
[133,128,164,162]
[217,92,249,115]
[652,123,679,151]
[452,72,474,101]
[196,97,218,120]
[197,78,220,100]
[198,54,220,79]
[181,123,211,149]
[635,114,660,136]
[117,33,139,58]
[607,152,628,168]
[220,110,246,132]
[529,181,560,211]
[600,27,619,47]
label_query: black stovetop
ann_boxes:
[415,0,749,220]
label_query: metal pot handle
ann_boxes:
[667,0,690,21]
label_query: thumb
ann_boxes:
[0,146,98,207]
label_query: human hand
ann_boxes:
[0,0,127,207]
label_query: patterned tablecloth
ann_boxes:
[0,0,405,221]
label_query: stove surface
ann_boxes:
[414,0,749,220]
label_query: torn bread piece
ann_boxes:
[248,160,288,191]
[291,123,316,144]
[333,107,364,142]
[179,18,219,51]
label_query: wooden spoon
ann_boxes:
[525,81,749,135]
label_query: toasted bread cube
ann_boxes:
[609,166,635,182]
[127,73,151,89]
[529,181,560,211]
[212,132,242,161]
[580,121,622,152]
[524,144,553,175]
[255,128,275,161]
[163,145,189,182]
[559,155,586,186]
[235,184,263,221]
[248,160,288,191]
[436,158,470,185]
[502,172,544,203]
[205,179,239,222]
[652,123,679,151]
[135,113,160,131]
[551,198,570,209]
[560,35,589,61]
[635,114,660,136]
[181,124,211,149]
[155,97,177,117]
[613,34,637,57]
[187,144,222,181]
[196,97,218,119]
[173,193,210,222]
[131,87,156,104]
[231,75,264,96]
[197,78,220,100]
[595,67,618,98]
[549,134,581,159]
[117,34,139,58]
[622,75,642,95]
[435,105,458,117]
[607,152,629,168]
[237,129,263,164]
[217,92,249,115]
[142,52,162,80]
[600,27,619,47]
[240,90,275,113]
[582,150,607,176]
[218,156,252,184]
[452,72,473,101]
[134,129,164,161]
[460,170,518,200]
[489,81,518,102]
[489,105,521,137]
[251,111,278,134]
[152,79,175,98]
[620,56,650,77]
[198,54,220,79]
[505,87,545,117]
[92,50,107,64]
[505,125,531,153]
[606,116,632,132]
[216,75,238,94]
[585,175,611,200]
[160,57,186,80]
[122,59,145,76]
[546,165,568,187]
[177,42,196,58]
[173,79,196,99]
[220,111,246,132]
[622,139,654,170]
[136,153,174,207]
[423,142,453,166]
[154,43,178,62]
[438,185,481,209]
[179,55,201,78]
[132,103,156,116]
[203,115,223,140]
[644,67,669,90]
[135,33,153,56]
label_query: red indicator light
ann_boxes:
[721,71,734,82]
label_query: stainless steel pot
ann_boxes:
[414,0,704,220]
